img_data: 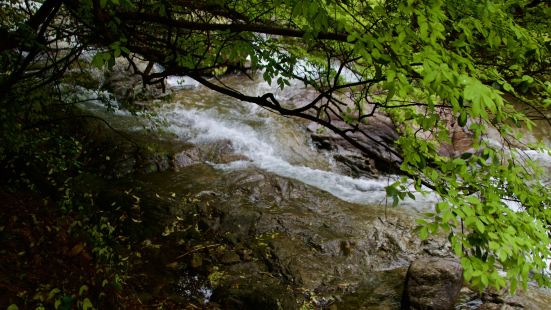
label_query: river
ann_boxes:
[76,71,551,308]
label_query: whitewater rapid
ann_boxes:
[77,74,550,212]
[157,103,439,210]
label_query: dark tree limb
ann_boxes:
[119,12,349,42]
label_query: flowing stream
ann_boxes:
[75,71,551,308]
[81,73,551,211]
[86,74,442,210]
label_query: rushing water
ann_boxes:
[79,73,550,212]
[162,75,441,210]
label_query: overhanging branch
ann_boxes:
[119,12,349,41]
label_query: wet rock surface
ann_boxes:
[79,124,551,309]
[402,257,463,310]
[211,262,297,310]
[307,113,400,176]
[73,117,250,179]
[455,286,551,310]
[172,140,249,170]
[123,165,454,308]
[334,268,408,309]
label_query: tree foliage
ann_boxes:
[2,0,551,292]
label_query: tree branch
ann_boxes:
[119,12,349,41]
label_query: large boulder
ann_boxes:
[402,257,463,310]
[307,113,401,176]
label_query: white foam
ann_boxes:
[166,76,200,90]
[159,105,437,209]
[68,86,130,116]
[521,149,551,168]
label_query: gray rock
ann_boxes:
[104,56,173,103]
[173,151,195,169]
[402,257,463,310]
[334,268,408,309]
[475,285,551,310]
[477,303,502,310]
[307,113,401,175]
[211,262,297,309]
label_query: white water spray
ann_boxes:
[159,104,438,209]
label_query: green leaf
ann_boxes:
[475,219,485,233]
[79,285,88,296]
[82,298,94,310]
[47,288,61,301]
[386,69,396,81]
[419,226,429,240]
[452,241,463,256]
[471,100,481,117]
[481,274,489,287]
[458,112,467,127]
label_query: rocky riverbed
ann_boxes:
[67,115,550,309]
[65,58,551,309]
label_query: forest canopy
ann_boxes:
[1,0,551,292]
